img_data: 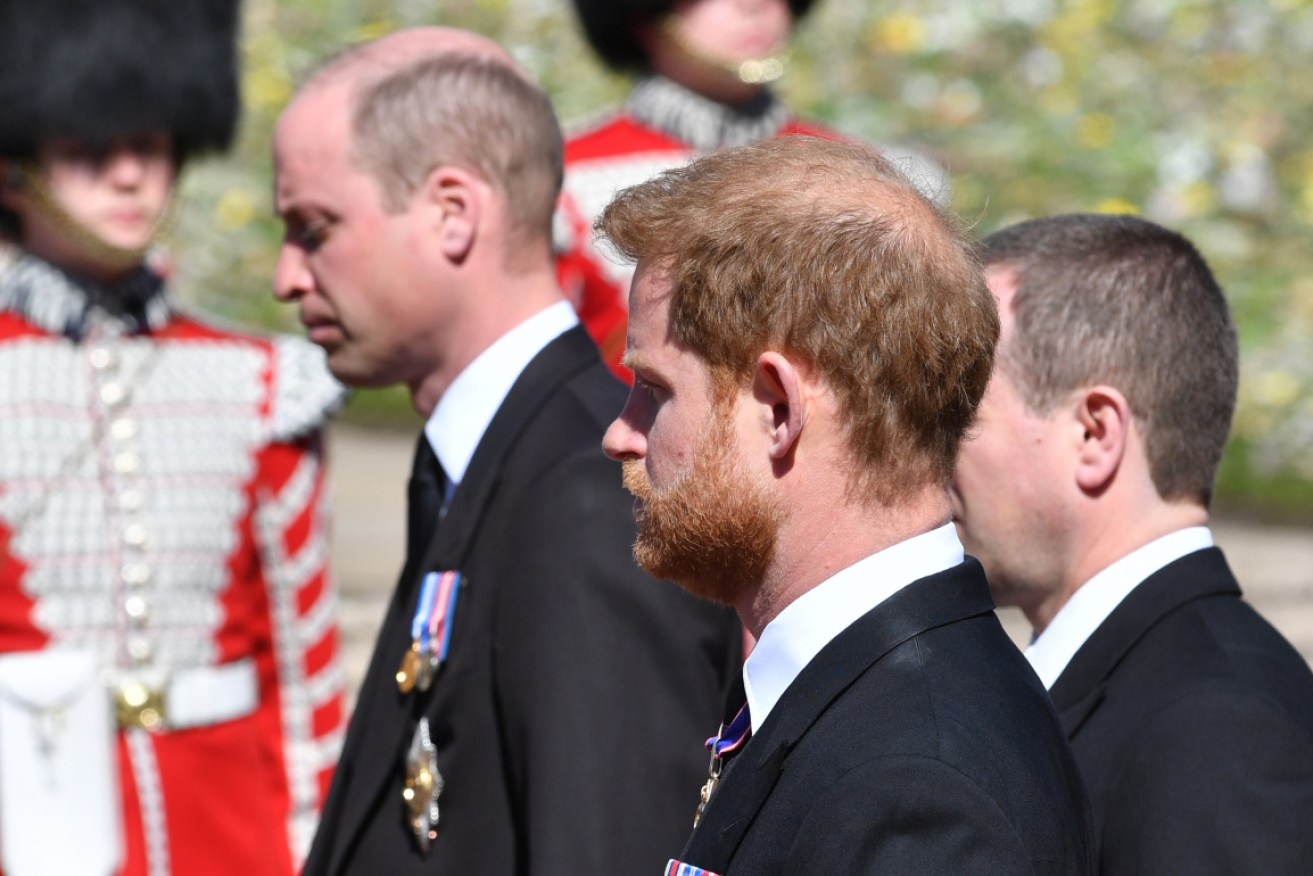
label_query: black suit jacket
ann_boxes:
[304,326,741,875]
[680,560,1096,875]
[1050,547,1313,874]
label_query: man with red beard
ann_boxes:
[600,136,1095,874]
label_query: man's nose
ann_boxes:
[602,395,648,462]
[273,243,312,302]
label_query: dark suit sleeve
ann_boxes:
[488,446,738,874]
[780,755,1037,874]
[1100,690,1313,875]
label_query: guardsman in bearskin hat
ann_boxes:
[0,2,345,874]
[557,0,838,377]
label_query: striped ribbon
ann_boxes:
[704,703,751,758]
[664,860,722,876]
[412,570,462,664]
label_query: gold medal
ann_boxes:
[396,643,422,694]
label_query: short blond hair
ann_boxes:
[349,53,563,253]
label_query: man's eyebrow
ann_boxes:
[623,352,662,377]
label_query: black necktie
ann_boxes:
[405,434,445,569]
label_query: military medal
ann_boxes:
[395,570,464,853]
[403,716,444,852]
[693,704,751,828]
[396,570,463,695]
[396,643,422,694]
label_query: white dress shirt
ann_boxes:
[1025,526,1215,689]
[424,301,579,503]
[743,523,965,734]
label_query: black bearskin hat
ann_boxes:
[0,0,241,160]
[572,0,818,72]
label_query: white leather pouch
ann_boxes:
[0,649,122,876]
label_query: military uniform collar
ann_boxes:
[626,75,791,151]
[0,250,171,340]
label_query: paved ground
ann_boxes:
[327,423,1313,708]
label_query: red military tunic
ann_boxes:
[555,76,839,380]
[0,250,346,875]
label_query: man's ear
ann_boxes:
[420,165,482,263]
[1073,385,1131,494]
[752,351,806,462]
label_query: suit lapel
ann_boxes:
[323,560,426,873]
[1050,548,1241,731]
[682,560,997,871]
[326,326,602,872]
[418,326,600,572]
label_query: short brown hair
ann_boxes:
[982,214,1238,506]
[598,136,998,502]
[348,53,563,254]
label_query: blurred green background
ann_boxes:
[168,0,1313,520]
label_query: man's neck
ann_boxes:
[739,486,953,638]
[1028,499,1210,634]
[409,262,562,418]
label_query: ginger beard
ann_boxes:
[621,403,780,606]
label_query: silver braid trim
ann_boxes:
[125,729,172,876]
[625,76,791,151]
[0,254,171,339]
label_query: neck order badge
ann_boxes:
[398,569,464,854]
[694,703,751,828]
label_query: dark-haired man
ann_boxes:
[953,213,1313,873]
[600,136,1094,873]
[274,27,740,876]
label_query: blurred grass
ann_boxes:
[168,0,1313,522]
[339,387,423,429]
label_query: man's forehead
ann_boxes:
[630,257,677,308]
[622,262,714,382]
[278,80,347,144]
[626,262,675,339]
[273,92,362,215]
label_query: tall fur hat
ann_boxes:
[0,0,241,160]
[572,0,818,72]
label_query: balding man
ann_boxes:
[599,137,1094,873]
[274,29,740,875]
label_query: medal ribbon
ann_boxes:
[704,703,751,758]
[411,570,462,666]
[664,860,723,876]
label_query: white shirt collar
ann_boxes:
[1025,526,1214,689]
[742,522,964,734]
[424,301,578,498]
